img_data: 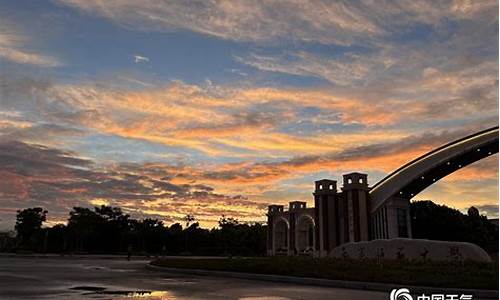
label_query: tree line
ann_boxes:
[0,200,497,256]
[410,201,498,255]
[4,205,267,256]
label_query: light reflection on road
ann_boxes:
[0,257,388,300]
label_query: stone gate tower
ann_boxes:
[313,179,339,257]
[342,172,370,242]
[268,172,373,257]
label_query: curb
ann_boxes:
[0,253,151,260]
[146,264,499,299]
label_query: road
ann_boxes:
[0,257,388,299]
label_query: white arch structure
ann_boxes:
[370,126,499,213]
[267,127,498,254]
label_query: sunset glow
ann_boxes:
[0,0,498,229]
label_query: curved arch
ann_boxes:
[297,214,315,227]
[295,214,315,254]
[273,216,290,228]
[370,126,499,212]
[273,217,289,254]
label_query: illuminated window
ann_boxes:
[347,178,352,184]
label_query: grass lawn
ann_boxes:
[151,256,499,290]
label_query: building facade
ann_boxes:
[267,172,412,256]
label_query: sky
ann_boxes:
[0,0,498,230]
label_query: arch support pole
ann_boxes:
[383,196,412,239]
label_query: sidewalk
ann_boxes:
[0,252,227,260]
[0,252,150,260]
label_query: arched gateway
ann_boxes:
[267,127,498,257]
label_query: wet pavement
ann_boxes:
[0,257,388,299]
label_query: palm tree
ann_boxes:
[184,214,195,228]
[183,214,195,253]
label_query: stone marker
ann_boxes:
[330,238,491,262]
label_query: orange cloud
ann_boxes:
[47,82,431,160]
[2,78,497,227]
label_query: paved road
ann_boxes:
[0,257,388,299]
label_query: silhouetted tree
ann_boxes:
[0,231,16,252]
[167,223,183,254]
[183,214,196,253]
[467,206,480,217]
[95,205,131,252]
[134,218,167,254]
[67,207,103,252]
[15,207,47,250]
[8,206,268,256]
[9,202,495,257]
[411,200,498,254]
[216,216,266,256]
[46,224,67,253]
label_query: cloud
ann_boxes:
[4,0,498,158]
[474,204,499,218]
[134,55,149,63]
[108,126,496,196]
[43,82,425,159]
[236,52,377,86]
[238,28,497,91]
[0,0,497,229]
[417,174,498,216]
[125,128,498,219]
[0,23,61,67]
[117,75,156,87]
[236,54,498,125]
[0,112,497,229]
[57,0,497,45]
[1,74,497,161]
[0,141,267,230]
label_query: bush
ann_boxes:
[151,256,499,290]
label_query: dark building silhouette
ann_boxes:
[267,172,411,256]
[267,127,499,257]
